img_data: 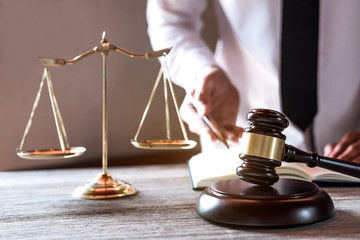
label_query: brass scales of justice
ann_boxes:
[16,31,197,199]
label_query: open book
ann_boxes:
[188,148,360,190]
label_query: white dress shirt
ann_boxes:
[146,0,360,153]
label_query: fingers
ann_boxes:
[223,125,244,144]
[323,143,335,156]
[337,138,360,162]
[326,132,358,158]
[191,66,219,116]
[183,65,241,145]
[192,66,237,117]
[324,132,360,162]
[180,95,217,140]
[180,94,242,144]
[350,154,360,163]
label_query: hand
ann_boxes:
[324,131,360,163]
[180,66,243,144]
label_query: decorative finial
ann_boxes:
[102,31,107,43]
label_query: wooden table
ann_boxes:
[1,164,360,239]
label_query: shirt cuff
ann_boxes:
[169,47,217,92]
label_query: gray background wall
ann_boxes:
[0,0,216,171]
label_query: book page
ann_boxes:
[277,162,359,182]
[188,146,242,189]
[276,162,313,181]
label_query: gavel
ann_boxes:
[237,108,360,186]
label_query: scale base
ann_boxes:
[196,178,335,227]
[73,172,137,199]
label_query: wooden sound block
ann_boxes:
[196,178,335,227]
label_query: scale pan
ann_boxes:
[16,146,86,160]
[131,139,197,150]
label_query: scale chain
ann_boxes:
[45,68,70,151]
[133,63,165,141]
[18,69,47,151]
[162,58,189,141]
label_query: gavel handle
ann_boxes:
[283,144,360,179]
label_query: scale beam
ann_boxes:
[38,31,172,66]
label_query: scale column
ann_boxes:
[73,32,137,199]
[99,31,111,175]
[102,51,108,174]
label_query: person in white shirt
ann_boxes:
[146,0,360,162]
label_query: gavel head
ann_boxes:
[237,109,289,186]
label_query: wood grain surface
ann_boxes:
[1,164,360,239]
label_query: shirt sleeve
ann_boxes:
[146,0,217,92]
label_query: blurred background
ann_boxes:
[0,0,217,171]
